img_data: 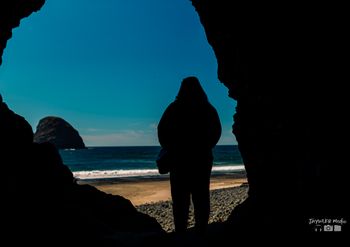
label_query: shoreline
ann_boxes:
[79,171,247,206]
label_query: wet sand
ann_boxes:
[79,172,247,206]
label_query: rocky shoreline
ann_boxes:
[136,184,248,232]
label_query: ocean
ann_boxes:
[59,145,244,180]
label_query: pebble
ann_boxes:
[136,185,248,232]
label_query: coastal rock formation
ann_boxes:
[0,0,45,65]
[192,0,348,234]
[1,97,165,245]
[0,95,34,147]
[34,116,86,149]
[1,0,347,242]
[0,1,165,245]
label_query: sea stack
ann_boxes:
[34,116,86,149]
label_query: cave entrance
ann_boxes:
[1,0,244,184]
[1,0,236,147]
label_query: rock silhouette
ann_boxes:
[192,0,348,234]
[34,116,86,149]
[1,97,165,245]
[0,0,45,65]
[0,0,348,244]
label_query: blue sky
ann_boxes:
[0,0,237,146]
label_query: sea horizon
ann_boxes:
[73,144,238,148]
[59,145,244,180]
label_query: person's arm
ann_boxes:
[157,103,175,149]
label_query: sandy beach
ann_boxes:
[79,172,247,206]
[79,172,248,232]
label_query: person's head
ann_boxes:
[176,76,208,103]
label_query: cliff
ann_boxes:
[1,2,166,245]
[191,0,348,234]
[34,116,86,149]
[0,0,45,65]
[1,97,165,246]
[0,0,347,243]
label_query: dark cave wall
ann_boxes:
[0,0,45,65]
[0,1,165,244]
[192,0,348,231]
[0,0,347,235]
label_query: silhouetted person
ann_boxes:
[158,76,222,233]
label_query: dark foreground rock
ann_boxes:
[192,0,348,234]
[1,98,164,246]
[34,116,86,149]
[1,0,348,244]
[0,0,45,65]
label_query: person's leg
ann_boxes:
[191,168,211,233]
[170,171,190,233]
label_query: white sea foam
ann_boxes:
[73,165,245,180]
[212,165,245,172]
[73,169,160,179]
